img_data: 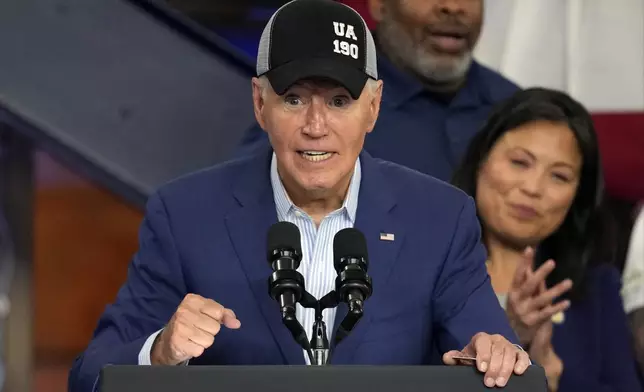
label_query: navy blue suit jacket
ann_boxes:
[69,149,518,391]
[553,264,643,391]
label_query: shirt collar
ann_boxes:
[377,53,425,107]
[270,153,361,223]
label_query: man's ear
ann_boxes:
[251,77,267,131]
[366,80,383,133]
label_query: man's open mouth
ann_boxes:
[298,151,334,162]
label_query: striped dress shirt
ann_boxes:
[270,153,361,364]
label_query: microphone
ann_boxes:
[267,221,305,319]
[266,222,311,356]
[333,228,373,316]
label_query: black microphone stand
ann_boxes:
[269,273,370,365]
[299,291,335,365]
[298,289,367,365]
[311,311,329,365]
[268,266,336,365]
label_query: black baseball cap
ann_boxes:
[256,0,378,99]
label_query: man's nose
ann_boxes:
[437,0,466,16]
[301,96,328,138]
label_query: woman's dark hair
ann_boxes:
[451,87,605,301]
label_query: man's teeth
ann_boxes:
[300,151,332,162]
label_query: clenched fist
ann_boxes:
[151,294,241,365]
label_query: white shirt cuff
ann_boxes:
[138,329,163,365]
[138,329,190,366]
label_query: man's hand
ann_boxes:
[443,332,531,388]
[506,247,572,346]
[151,294,241,365]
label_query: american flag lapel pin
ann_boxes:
[379,232,395,241]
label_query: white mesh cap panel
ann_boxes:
[363,17,378,79]
[256,1,295,76]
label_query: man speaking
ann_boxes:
[68,1,529,390]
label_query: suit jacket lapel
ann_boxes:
[330,152,405,364]
[225,148,305,365]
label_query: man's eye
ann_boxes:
[331,96,350,107]
[285,95,301,105]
